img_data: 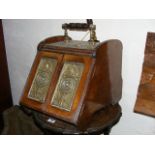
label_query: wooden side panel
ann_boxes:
[134,32,155,117]
[85,40,123,107]
[78,40,123,130]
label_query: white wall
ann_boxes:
[2,19,155,134]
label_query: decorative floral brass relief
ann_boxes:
[28,57,57,103]
[51,62,84,111]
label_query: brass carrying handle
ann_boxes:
[62,19,99,42]
[62,19,93,31]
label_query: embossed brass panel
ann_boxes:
[28,57,57,103]
[51,62,84,111]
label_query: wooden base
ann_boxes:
[32,104,122,135]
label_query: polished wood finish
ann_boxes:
[134,32,155,117]
[20,35,123,130]
[78,40,122,129]
[0,20,13,132]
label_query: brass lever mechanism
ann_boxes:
[62,19,99,43]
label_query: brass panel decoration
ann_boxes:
[51,62,84,111]
[28,57,57,103]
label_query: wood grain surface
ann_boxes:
[134,32,155,117]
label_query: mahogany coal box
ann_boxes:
[20,21,123,134]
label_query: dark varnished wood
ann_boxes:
[0,20,13,132]
[0,20,13,134]
[134,32,155,117]
[20,35,123,131]
[0,20,13,110]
